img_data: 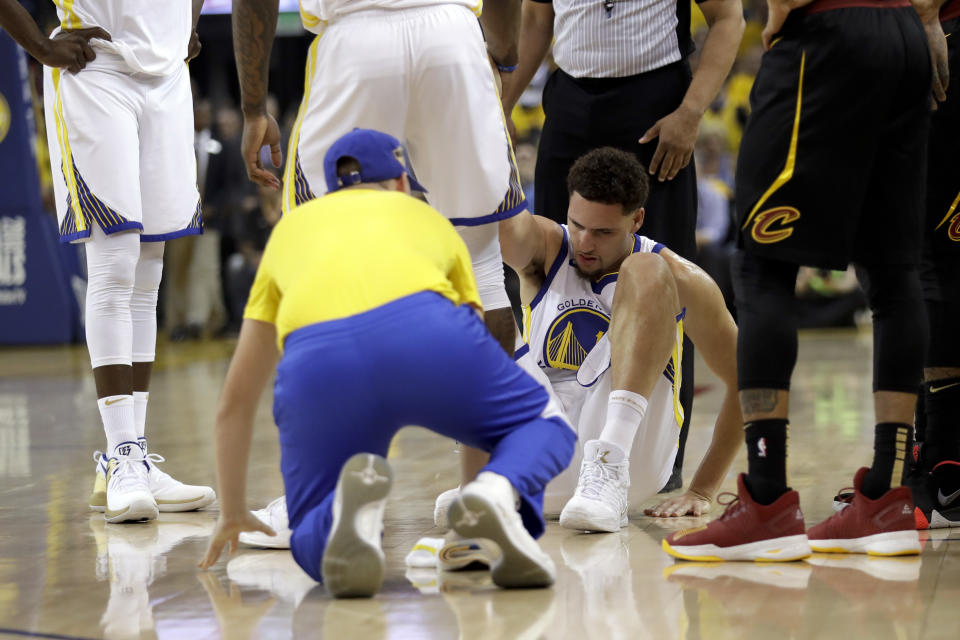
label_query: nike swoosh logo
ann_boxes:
[930,381,960,394]
[938,487,960,506]
[104,398,126,406]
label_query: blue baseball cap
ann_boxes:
[323,128,427,193]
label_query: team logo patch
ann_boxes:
[543,307,610,371]
[751,207,801,244]
[948,213,960,242]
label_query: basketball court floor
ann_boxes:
[1,329,958,639]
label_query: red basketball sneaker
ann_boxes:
[662,474,810,562]
[807,467,920,556]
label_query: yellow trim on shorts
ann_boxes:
[935,189,960,230]
[51,68,86,234]
[298,0,324,29]
[486,52,526,215]
[283,33,322,215]
[741,51,806,231]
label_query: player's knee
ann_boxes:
[861,263,923,315]
[87,241,140,298]
[134,242,165,293]
[619,252,676,301]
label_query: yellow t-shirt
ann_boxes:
[244,189,482,350]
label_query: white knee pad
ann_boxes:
[84,228,141,368]
[456,223,510,311]
[131,241,165,363]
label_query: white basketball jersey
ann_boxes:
[519,225,685,426]
[52,0,192,76]
[298,0,482,31]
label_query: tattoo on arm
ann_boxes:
[232,0,278,114]
[740,389,780,415]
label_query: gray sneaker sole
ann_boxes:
[321,453,393,598]
[448,494,554,589]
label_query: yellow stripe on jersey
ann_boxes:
[283,33,322,216]
[671,319,685,428]
[471,1,484,16]
[52,68,86,235]
[522,304,532,344]
[741,51,806,231]
[55,0,83,30]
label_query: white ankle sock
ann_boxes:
[98,395,137,455]
[598,390,648,456]
[133,391,148,441]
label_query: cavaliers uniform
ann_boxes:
[921,0,960,314]
[735,0,931,269]
[284,0,524,309]
[514,226,684,514]
[43,0,201,243]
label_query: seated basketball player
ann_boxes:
[436,147,743,533]
[198,129,575,596]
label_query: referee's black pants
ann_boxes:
[534,61,699,484]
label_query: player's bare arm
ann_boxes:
[187,0,204,62]
[499,0,554,117]
[762,0,816,49]
[645,247,742,517]
[498,211,563,301]
[479,0,521,69]
[0,0,110,73]
[913,0,950,103]
[639,0,745,182]
[233,0,283,189]
[200,318,279,569]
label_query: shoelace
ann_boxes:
[834,486,854,505]
[109,456,148,492]
[716,492,742,520]
[578,459,624,503]
[143,453,174,481]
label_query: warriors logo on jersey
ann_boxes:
[543,306,610,371]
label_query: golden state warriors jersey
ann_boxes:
[520,226,685,423]
[297,0,483,31]
[51,0,192,76]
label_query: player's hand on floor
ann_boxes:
[199,512,276,569]
[638,103,700,182]
[240,113,283,190]
[644,491,712,518]
[42,27,111,74]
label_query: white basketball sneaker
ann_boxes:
[239,496,293,549]
[448,471,555,588]
[559,440,630,532]
[322,453,393,598]
[103,442,158,524]
[90,448,216,514]
[434,487,460,530]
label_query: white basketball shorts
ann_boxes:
[283,4,525,309]
[44,59,200,244]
